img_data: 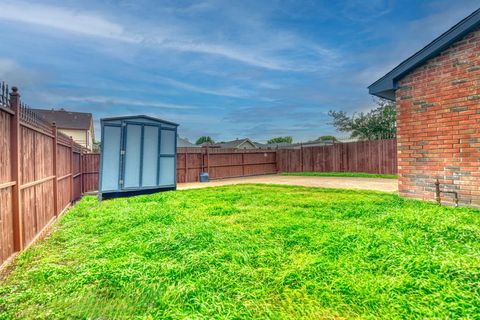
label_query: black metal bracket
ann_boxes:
[435,179,458,206]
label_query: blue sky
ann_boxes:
[0,0,478,143]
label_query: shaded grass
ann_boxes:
[0,184,479,319]
[281,171,398,179]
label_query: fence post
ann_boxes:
[300,143,304,172]
[70,137,74,202]
[52,122,58,216]
[80,147,84,196]
[241,152,245,176]
[310,147,314,172]
[9,87,23,251]
[206,146,210,175]
[276,150,280,173]
[185,149,188,183]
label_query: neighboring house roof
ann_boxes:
[335,137,360,143]
[32,108,93,130]
[255,142,292,149]
[369,8,480,100]
[256,139,338,149]
[280,140,335,149]
[177,137,199,148]
[214,138,257,149]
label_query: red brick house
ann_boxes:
[369,9,480,207]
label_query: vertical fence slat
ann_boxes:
[52,123,58,216]
[70,137,74,202]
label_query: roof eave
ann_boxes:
[368,88,396,101]
[368,8,480,100]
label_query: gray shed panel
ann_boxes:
[99,115,179,199]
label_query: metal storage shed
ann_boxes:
[99,115,179,200]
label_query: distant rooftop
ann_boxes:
[214,138,256,149]
[32,108,93,130]
[177,137,199,148]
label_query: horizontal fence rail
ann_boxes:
[0,83,95,268]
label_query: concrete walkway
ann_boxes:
[178,174,398,192]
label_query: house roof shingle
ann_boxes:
[32,108,93,130]
[177,137,199,147]
[214,138,256,149]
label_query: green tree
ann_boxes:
[196,136,215,145]
[267,136,293,144]
[92,140,101,152]
[315,135,337,142]
[328,99,396,140]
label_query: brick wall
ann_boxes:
[396,26,480,207]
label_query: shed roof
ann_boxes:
[101,114,179,126]
[32,108,92,130]
[369,8,480,100]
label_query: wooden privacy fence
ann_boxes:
[72,140,397,190]
[76,148,277,187]
[82,153,100,193]
[277,139,397,174]
[0,84,97,266]
[176,148,277,183]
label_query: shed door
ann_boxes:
[159,129,176,186]
[123,124,142,188]
[121,123,161,190]
[142,125,159,187]
[100,125,122,191]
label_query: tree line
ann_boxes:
[190,99,395,145]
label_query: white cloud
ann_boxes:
[65,96,197,110]
[0,1,340,72]
[0,58,48,88]
[0,58,16,76]
[340,0,393,23]
[156,76,251,98]
[155,40,296,71]
[0,1,138,43]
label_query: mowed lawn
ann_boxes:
[0,185,479,319]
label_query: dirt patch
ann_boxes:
[178,174,398,192]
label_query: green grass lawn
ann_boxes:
[0,185,479,319]
[281,171,398,179]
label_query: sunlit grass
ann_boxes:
[0,184,478,319]
[281,171,398,179]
